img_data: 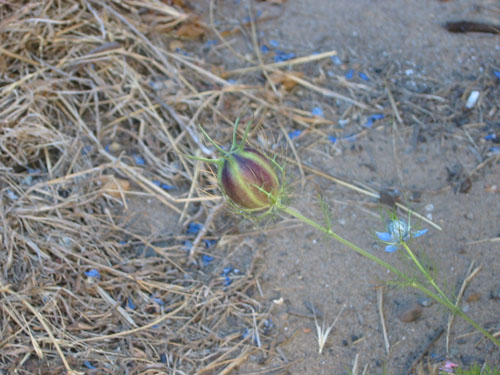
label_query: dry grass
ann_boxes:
[0,1,285,374]
[1,1,499,374]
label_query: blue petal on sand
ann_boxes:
[385,244,399,253]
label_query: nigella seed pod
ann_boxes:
[219,148,279,210]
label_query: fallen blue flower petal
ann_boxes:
[312,107,324,117]
[84,361,97,370]
[224,275,232,286]
[242,327,250,339]
[370,113,385,121]
[82,145,92,155]
[160,353,167,363]
[385,244,399,253]
[489,147,500,154]
[274,51,295,63]
[344,134,356,142]
[269,39,280,48]
[222,266,233,275]
[345,69,354,79]
[183,240,193,250]
[494,71,500,79]
[328,135,337,143]
[127,297,136,310]
[358,72,369,81]
[133,154,145,166]
[85,269,100,278]
[203,239,217,248]
[260,44,270,54]
[204,40,217,48]
[363,119,374,128]
[187,222,202,234]
[227,79,237,84]
[201,254,214,266]
[152,297,164,306]
[485,133,496,141]
[330,55,342,65]
[104,144,111,152]
[288,130,302,140]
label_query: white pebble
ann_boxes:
[465,91,480,109]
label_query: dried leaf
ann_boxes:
[100,176,131,198]
[176,20,205,40]
[269,71,304,91]
[485,184,499,193]
[169,39,184,52]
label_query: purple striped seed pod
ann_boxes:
[219,148,279,210]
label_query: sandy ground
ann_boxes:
[191,0,500,373]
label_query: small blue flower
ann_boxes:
[494,71,500,79]
[376,219,427,252]
[260,44,270,54]
[288,130,302,140]
[328,135,337,144]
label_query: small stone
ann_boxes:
[465,90,480,109]
[417,297,434,307]
[398,305,422,323]
[489,286,500,300]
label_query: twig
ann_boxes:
[376,286,390,354]
[446,261,482,353]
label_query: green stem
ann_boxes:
[279,204,500,347]
[401,242,453,306]
[280,205,407,281]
